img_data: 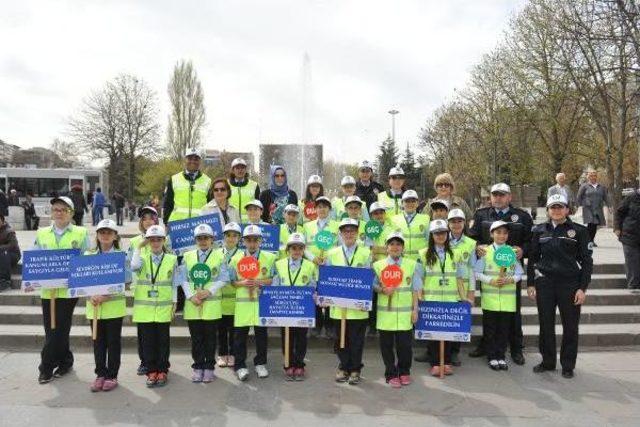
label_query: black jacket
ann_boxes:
[469,205,534,258]
[527,219,593,290]
[69,191,88,214]
[162,170,214,224]
[258,189,298,224]
[0,223,20,257]
[355,180,384,209]
[615,190,640,246]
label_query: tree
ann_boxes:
[376,136,399,184]
[399,142,420,191]
[49,138,80,167]
[166,60,207,160]
[68,74,160,199]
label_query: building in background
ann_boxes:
[259,144,323,195]
[0,166,105,201]
[0,139,20,167]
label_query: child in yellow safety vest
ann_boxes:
[340,195,368,245]
[391,190,430,260]
[181,224,230,383]
[324,218,372,386]
[215,222,242,369]
[473,220,524,371]
[272,232,318,381]
[373,232,423,388]
[87,219,128,392]
[126,205,159,376]
[299,175,325,224]
[419,219,467,377]
[228,224,277,382]
[331,176,370,222]
[279,204,304,259]
[131,225,183,388]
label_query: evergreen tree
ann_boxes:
[400,142,420,191]
[375,136,399,184]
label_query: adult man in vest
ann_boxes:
[468,183,532,365]
[31,196,90,384]
[378,167,406,216]
[162,148,213,224]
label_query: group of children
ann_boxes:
[35,184,523,392]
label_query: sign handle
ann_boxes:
[439,340,445,379]
[50,293,56,330]
[387,290,393,309]
[499,267,506,278]
[92,303,99,341]
[284,326,290,368]
[340,308,346,349]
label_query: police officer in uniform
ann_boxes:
[527,194,593,378]
[162,148,213,224]
[468,183,532,365]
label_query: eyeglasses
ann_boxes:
[213,187,227,192]
[51,208,70,213]
[436,183,452,188]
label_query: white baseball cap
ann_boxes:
[359,160,374,171]
[447,208,466,221]
[231,158,247,168]
[184,147,201,158]
[401,190,419,201]
[341,176,356,186]
[386,231,405,244]
[338,218,360,230]
[51,196,74,210]
[242,224,262,238]
[194,224,214,238]
[307,175,323,185]
[223,222,242,234]
[490,183,511,194]
[490,220,509,233]
[430,198,450,210]
[286,232,306,247]
[139,206,158,218]
[344,195,363,207]
[96,219,118,233]
[244,199,264,210]
[284,204,300,214]
[546,194,568,208]
[429,219,449,233]
[315,196,332,207]
[369,201,386,214]
[145,225,166,238]
[389,166,405,177]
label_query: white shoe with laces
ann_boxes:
[236,368,249,381]
[255,364,269,378]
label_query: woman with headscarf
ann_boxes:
[258,165,298,224]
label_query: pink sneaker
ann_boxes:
[90,377,105,392]
[294,368,305,381]
[429,366,441,377]
[102,378,118,391]
[388,377,402,388]
[399,375,412,386]
[444,365,454,376]
[192,369,204,383]
[202,369,216,383]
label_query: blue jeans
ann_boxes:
[92,206,104,225]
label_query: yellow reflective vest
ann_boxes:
[182,249,224,321]
[132,252,178,323]
[168,172,212,222]
[374,257,416,331]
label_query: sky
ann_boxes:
[0,0,525,165]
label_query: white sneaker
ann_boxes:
[255,364,269,378]
[236,368,249,381]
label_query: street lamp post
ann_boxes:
[388,109,399,142]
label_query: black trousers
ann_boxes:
[137,324,145,367]
[188,319,218,370]
[535,277,581,371]
[233,326,268,370]
[280,327,308,368]
[483,310,513,360]
[217,314,235,356]
[0,250,19,281]
[73,213,84,226]
[622,244,640,288]
[315,306,332,333]
[427,340,452,366]
[39,298,78,375]
[368,293,378,332]
[335,319,368,373]
[138,322,170,373]
[91,317,123,379]
[115,208,124,225]
[379,330,412,378]
[24,214,40,230]
[587,223,598,242]
[476,281,523,354]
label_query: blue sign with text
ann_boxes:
[68,252,127,297]
[167,214,224,254]
[316,265,374,311]
[414,301,472,342]
[21,249,81,290]
[238,223,280,252]
[258,286,316,327]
